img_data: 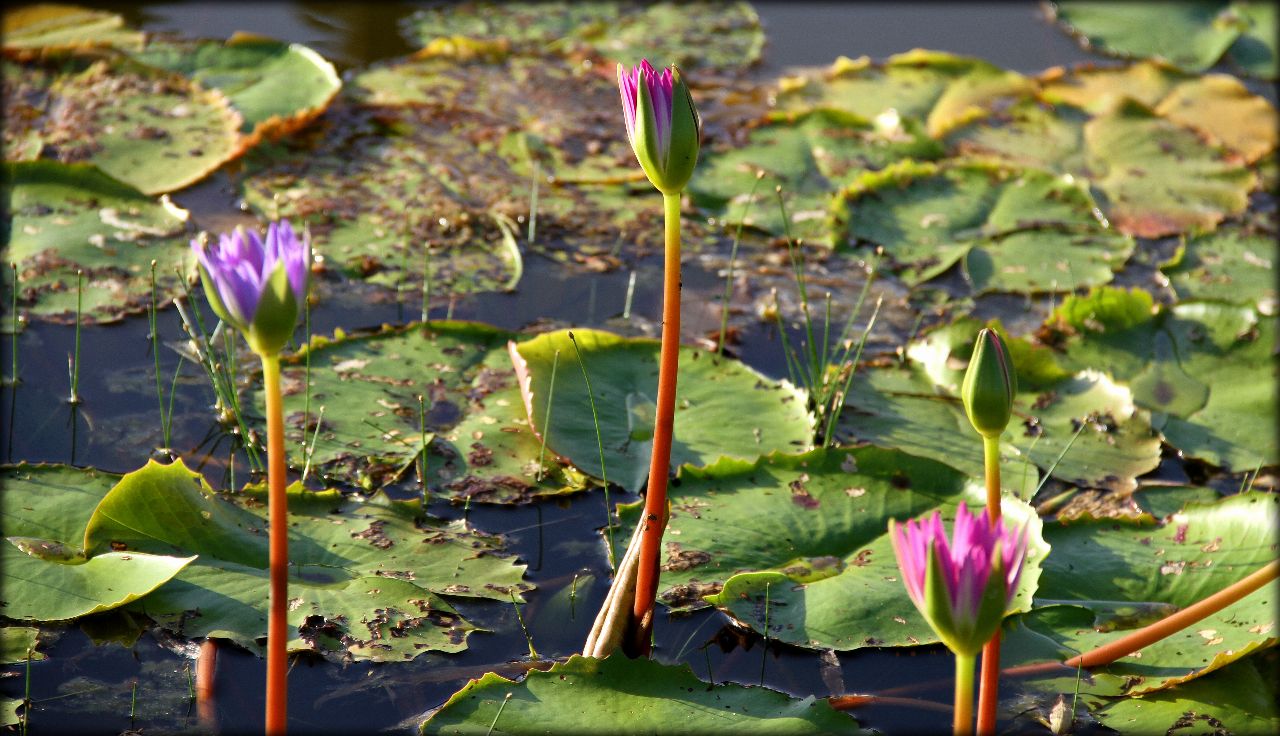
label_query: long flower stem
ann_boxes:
[628,191,682,657]
[954,652,976,736]
[261,353,288,735]
[976,434,1001,735]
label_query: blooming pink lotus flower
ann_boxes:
[617,59,700,194]
[192,221,310,356]
[889,503,1028,657]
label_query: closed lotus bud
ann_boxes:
[889,504,1027,657]
[961,327,1015,438]
[618,59,701,194]
[191,220,310,357]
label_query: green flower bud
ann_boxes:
[961,328,1016,438]
[618,60,701,195]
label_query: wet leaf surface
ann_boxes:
[829,160,1134,292]
[3,52,244,195]
[512,328,815,493]
[5,160,193,323]
[421,653,865,734]
[402,1,765,72]
[1051,1,1249,74]
[1092,655,1280,734]
[1159,226,1277,310]
[80,460,530,661]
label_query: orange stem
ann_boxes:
[196,638,218,728]
[262,353,288,735]
[629,192,682,657]
[976,435,1001,735]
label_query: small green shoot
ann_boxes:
[568,331,616,571]
[622,270,637,321]
[486,692,512,736]
[511,593,538,660]
[759,581,772,686]
[717,170,765,357]
[67,270,83,405]
[535,350,560,482]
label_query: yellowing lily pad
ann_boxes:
[2,4,143,53]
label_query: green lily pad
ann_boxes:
[774,49,1035,138]
[130,33,341,143]
[1041,61,1277,163]
[0,627,43,665]
[420,654,863,735]
[688,452,1048,651]
[1026,492,1279,694]
[1093,655,1280,734]
[402,1,765,71]
[81,460,529,661]
[4,53,244,195]
[949,97,1255,239]
[1228,1,1279,78]
[829,160,1134,292]
[5,160,194,323]
[839,317,1162,493]
[0,463,194,622]
[1052,1,1245,73]
[1048,287,1277,470]
[2,4,143,53]
[512,328,814,493]
[1160,227,1277,310]
[688,109,943,245]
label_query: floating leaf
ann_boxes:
[402,1,765,72]
[81,460,529,661]
[829,160,1133,291]
[1051,1,1244,73]
[420,654,864,734]
[130,33,341,143]
[1160,227,1277,310]
[0,627,43,665]
[1049,287,1277,470]
[1,4,143,53]
[512,328,814,493]
[1227,1,1279,78]
[949,97,1255,238]
[684,451,1048,651]
[839,317,1162,493]
[1041,60,1277,163]
[4,53,243,194]
[5,160,193,323]
[774,49,1035,138]
[688,109,943,245]
[1025,492,1278,694]
[1092,656,1280,734]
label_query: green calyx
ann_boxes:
[634,65,700,195]
[961,327,1016,438]
[245,263,299,357]
[921,541,1009,658]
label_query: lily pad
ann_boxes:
[1093,655,1280,734]
[829,160,1134,291]
[0,627,43,665]
[2,4,143,53]
[4,53,244,194]
[1051,1,1245,73]
[1040,60,1277,163]
[688,109,943,245]
[686,452,1048,651]
[949,97,1255,238]
[420,654,863,735]
[1227,1,1279,78]
[5,160,194,323]
[511,328,814,493]
[1027,492,1279,694]
[0,463,194,622]
[130,33,341,143]
[81,460,529,661]
[774,50,1035,139]
[402,1,765,72]
[839,318,1163,493]
[1159,227,1277,310]
[1048,287,1277,470]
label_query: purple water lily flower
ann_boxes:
[191,220,309,356]
[889,503,1028,656]
[617,59,700,194]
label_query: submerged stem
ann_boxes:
[629,191,682,657]
[261,352,289,735]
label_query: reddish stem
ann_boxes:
[628,192,682,657]
[196,638,218,728]
[262,354,289,735]
[976,435,1001,735]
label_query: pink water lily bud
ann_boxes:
[618,59,701,194]
[889,503,1027,657]
[191,220,310,357]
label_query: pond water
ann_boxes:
[3,2,1272,735]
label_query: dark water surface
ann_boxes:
[3,3,1110,734]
